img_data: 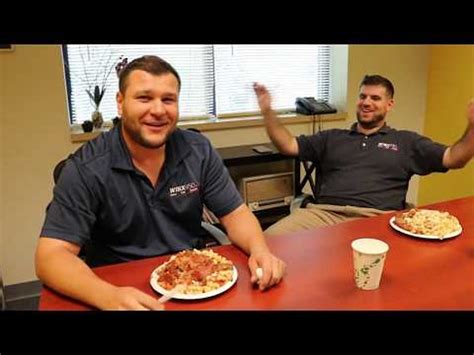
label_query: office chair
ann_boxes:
[291,158,319,212]
[53,156,231,249]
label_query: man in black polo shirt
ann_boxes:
[253,75,474,236]
[36,55,286,310]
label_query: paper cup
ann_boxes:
[351,238,389,290]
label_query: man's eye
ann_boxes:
[163,98,176,103]
[138,96,150,101]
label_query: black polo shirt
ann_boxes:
[296,123,448,210]
[40,125,243,267]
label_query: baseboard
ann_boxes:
[4,280,42,302]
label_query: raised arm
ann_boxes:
[36,238,163,310]
[442,99,474,169]
[253,82,299,156]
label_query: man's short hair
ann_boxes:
[359,75,395,99]
[118,55,181,94]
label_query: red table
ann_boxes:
[39,196,474,310]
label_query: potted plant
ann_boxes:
[68,46,123,130]
[87,85,106,129]
[82,120,94,133]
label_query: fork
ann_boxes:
[158,285,183,304]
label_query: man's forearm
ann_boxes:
[443,127,474,169]
[220,205,269,255]
[36,250,117,309]
[262,109,298,156]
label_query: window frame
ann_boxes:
[62,44,339,129]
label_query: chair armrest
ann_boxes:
[290,193,315,212]
[201,222,231,245]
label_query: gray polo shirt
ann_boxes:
[40,125,243,267]
[297,123,448,210]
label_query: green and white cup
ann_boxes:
[351,238,389,290]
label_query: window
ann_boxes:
[63,45,331,125]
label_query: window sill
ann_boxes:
[70,127,110,143]
[178,112,347,132]
[70,112,347,143]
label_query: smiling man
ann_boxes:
[253,75,474,236]
[36,55,286,310]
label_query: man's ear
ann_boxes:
[116,92,123,116]
[387,98,395,112]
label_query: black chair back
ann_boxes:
[294,158,321,208]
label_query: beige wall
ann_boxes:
[1,46,76,285]
[347,45,431,204]
[0,45,432,285]
[1,53,5,276]
[418,45,474,204]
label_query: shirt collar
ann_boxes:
[349,122,391,135]
[110,122,135,171]
[110,123,191,172]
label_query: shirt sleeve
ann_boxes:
[40,159,99,246]
[296,131,327,163]
[406,132,448,175]
[201,141,243,218]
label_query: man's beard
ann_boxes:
[356,111,386,129]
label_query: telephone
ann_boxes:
[295,97,337,115]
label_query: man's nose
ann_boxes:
[361,97,371,106]
[150,100,165,115]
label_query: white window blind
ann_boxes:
[214,45,330,116]
[64,45,331,124]
[65,45,214,124]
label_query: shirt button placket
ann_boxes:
[362,136,369,150]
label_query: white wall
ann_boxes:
[0,45,431,285]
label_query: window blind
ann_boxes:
[64,45,331,124]
[65,45,214,124]
[214,45,330,117]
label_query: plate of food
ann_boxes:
[389,208,462,240]
[150,248,238,300]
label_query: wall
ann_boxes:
[418,46,474,204]
[347,45,431,204]
[0,52,5,277]
[0,45,433,285]
[1,46,76,285]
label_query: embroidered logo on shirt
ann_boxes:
[377,142,399,151]
[169,182,200,197]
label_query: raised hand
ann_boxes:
[253,82,273,114]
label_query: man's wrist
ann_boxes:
[249,243,270,256]
[87,282,119,310]
[261,108,275,117]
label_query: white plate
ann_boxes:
[389,216,462,240]
[150,265,238,300]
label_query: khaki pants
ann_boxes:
[264,203,390,236]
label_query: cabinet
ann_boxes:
[217,143,294,229]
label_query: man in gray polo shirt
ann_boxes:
[253,75,474,236]
[36,55,286,310]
